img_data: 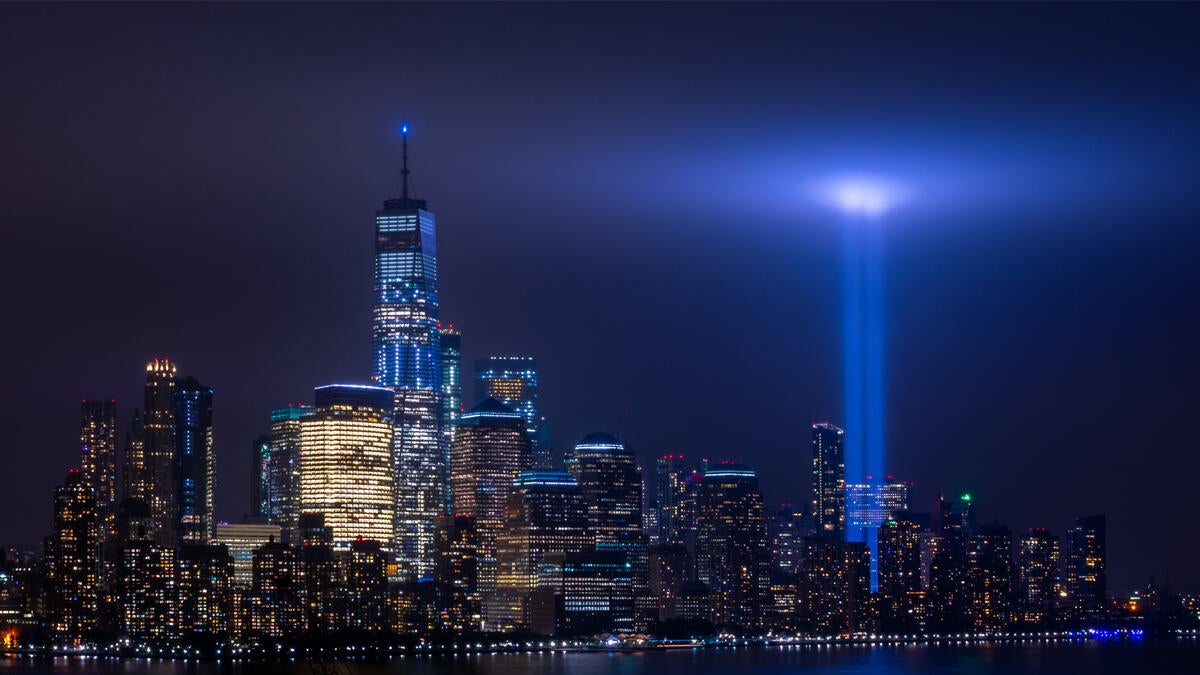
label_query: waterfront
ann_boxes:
[3,639,1199,675]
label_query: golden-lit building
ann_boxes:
[299,384,395,552]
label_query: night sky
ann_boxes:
[3,3,1199,593]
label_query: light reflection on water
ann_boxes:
[4,641,1198,675]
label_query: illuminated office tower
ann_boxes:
[299,384,395,551]
[567,432,649,621]
[174,377,214,544]
[449,398,531,594]
[136,358,178,546]
[256,405,314,543]
[372,127,443,578]
[251,435,270,518]
[966,522,1014,630]
[1016,528,1062,626]
[846,480,911,533]
[649,543,690,621]
[810,422,846,538]
[695,463,770,630]
[475,356,549,469]
[439,324,462,509]
[538,550,634,637]
[47,469,98,641]
[1064,514,1107,622]
[568,433,643,547]
[878,513,922,631]
[846,478,912,589]
[654,454,690,546]
[769,504,806,578]
[494,471,592,631]
[215,522,282,588]
[80,401,118,549]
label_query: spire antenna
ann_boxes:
[401,123,411,200]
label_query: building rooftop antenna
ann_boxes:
[401,123,411,200]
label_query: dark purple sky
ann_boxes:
[3,3,1199,593]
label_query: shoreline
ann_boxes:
[2,629,1190,663]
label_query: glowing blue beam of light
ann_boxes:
[838,184,889,591]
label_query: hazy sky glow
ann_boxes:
[2,2,1199,593]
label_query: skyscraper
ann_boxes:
[810,422,846,538]
[878,512,922,631]
[439,324,462,510]
[695,463,770,630]
[567,433,643,548]
[493,470,592,631]
[47,469,98,641]
[433,514,481,633]
[449,398,531,595]
[966,522,1014,630]
[80,401,118,550]
[846,478,912,589]
[1016,527,1062,626]
[298,384,396,551]
[1065,514,1107,622]
[474,356,549,469]
[769,503,806,578]
[139,358,177,546]
[259,404,313,543]
[372,127,444,579]
[654,454,690,546]
[174,377,214,544]
[251,435,271,519]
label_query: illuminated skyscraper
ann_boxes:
[493,470,592,631]
[966,522,1014,630]
[878,512,922,631]
[174,376,214,544]
[256,405,313,543]
[372,127,444,578]
[136,358,178,546]
[47,469,98,641]
[439,324,462,509]
[80,401,118,549]
[769,504,805,578]
[654,454,690,546]
[695,463,770,630]
[475,356,549,469]
[449,398,531,594]
[1016,527,1062,626]
[251,435,270,519]
[299,384,395,551]
[567,433,643,548]
[433,514,481,633]
[810,422,845,538]
[1065,514,1107,621]
[846,478,912,588]
[114,496,178,641]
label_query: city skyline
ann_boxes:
[4,2,1200,598]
